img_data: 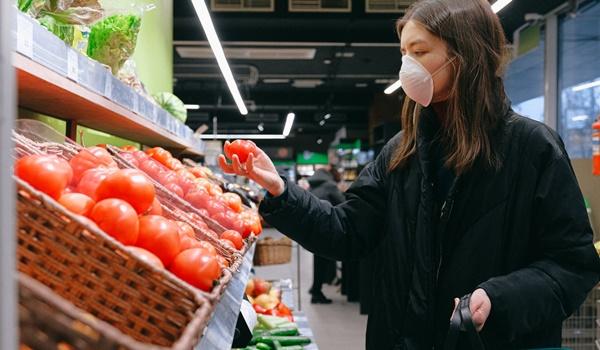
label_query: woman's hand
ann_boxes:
[452,288,491,332]
[218,141,285,196]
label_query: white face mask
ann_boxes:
[399,54,454,107]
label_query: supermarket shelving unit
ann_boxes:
[2,7,255,349]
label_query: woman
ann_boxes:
[306,166,345,303]
[219,0,600,348]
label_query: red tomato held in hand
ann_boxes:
[76,167,117,201]
[15,154,73,200]
[136,216,181,267]
[127,246,164,269]
[146,197,163,216]
[89,199,139,245]
[169,248,221,292]
[224,140,257,163]
[58,193,95,216]
[175,221,195,238]
[221,230,243,250]
[96,169,156,214]
[221,192,243,213]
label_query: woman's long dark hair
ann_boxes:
[390,0,510,174]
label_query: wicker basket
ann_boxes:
[12,126,236,300]
[19,273,212,350]
[253,237,293,266]
[16,178,221,348]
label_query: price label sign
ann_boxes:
[17,16,33,57]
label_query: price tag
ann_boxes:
[67,50,78,81]
[17,16,33,57]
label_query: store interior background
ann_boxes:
[15,0,600,348]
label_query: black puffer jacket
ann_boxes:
[259,105,600,349]
[307,169,345,206]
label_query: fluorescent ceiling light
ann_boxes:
[190,0,248,116]
[572,80,600,92]
[263,78,291,84]
[198,134,286,140]
[283,113,295,137]
[491,0,512,13]
[572,115,589,122]
[323,113,331,120]
[185,104,200,110]
[384,80,402,94]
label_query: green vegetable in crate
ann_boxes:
[87,14,141,74]
[153,92,188,123]
[253,336,311,347]
[256,343,272,350]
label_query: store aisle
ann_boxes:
[254,229,368,350]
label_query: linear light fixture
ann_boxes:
[190,0,248,115]
[199,112,295,140]
[185,104,200,110]
[491,0,512,13]
[384,80,402,94]
[572,80,600,92]
[283,112,295,137]
[197,134,286,140]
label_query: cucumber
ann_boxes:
[281,346,303,350]
[273,340,284,350]
[256,342,272,350]
[263,327,299,336]
[255,336,312,346]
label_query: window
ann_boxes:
[558,2,600,159]
[504,26,545,122]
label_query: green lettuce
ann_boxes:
[153,92,188,123]
[87,14,141,74]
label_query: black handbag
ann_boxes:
[444,293,485,350]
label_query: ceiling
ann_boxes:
[173,0,569,150]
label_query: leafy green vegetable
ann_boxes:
[38,15,74,44]
[153,92,188,123]
[87,14,141,74]
[18,0,36,12]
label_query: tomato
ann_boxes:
[132,151,149,162]
[185,188,211,210]
[146,197,163,216]
[76,167,116,201]
[189,167,207,178]
[164,182,184,197]
[221,230,243,250]
[167,158,184,170]
[89,199,139,245]
[96,169,156,214]
[158,170,178,186]
[175,221,195,238]
[205,199,227,217]
[15,154,73,200]
[232,219,252,239]
[208,184,223,196]
[58,193,95,216]
[194,178,212,192]
[138,159,164,181]
[179,235,202,251]
[118,152,139,168]
[169,248,221,292]
[219,238,236,250]
[69,147,117,185]
[224,140,257,163]
[120,145,138,152]
[221,192,243,213]
[127,246,164,269]
[146,147,172,168]
[216,255,230,268]
[212,210,236,229]
[136,216,181,267]
[198,240,217,256]
[176,176,195,195]
[176,169,195,181]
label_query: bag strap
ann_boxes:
[443,294,485,350]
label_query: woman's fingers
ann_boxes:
[218,155,235,174]
[231,154,244,174]
[246,153,255,174]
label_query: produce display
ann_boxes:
[246,278,294,321]
[120,146,263,240]
[153,92,188,123]
[13,147,227,293]
[234,314,312,350]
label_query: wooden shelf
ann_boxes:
[15,53,202,155]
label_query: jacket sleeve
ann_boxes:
[326,183,346,206]
[479,127,600,341]
[259,137,397,261]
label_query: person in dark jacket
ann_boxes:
[218,0,600,348]
[307,167,346,303]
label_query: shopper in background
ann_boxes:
[219,0,600,348]
[306,165,345,304]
